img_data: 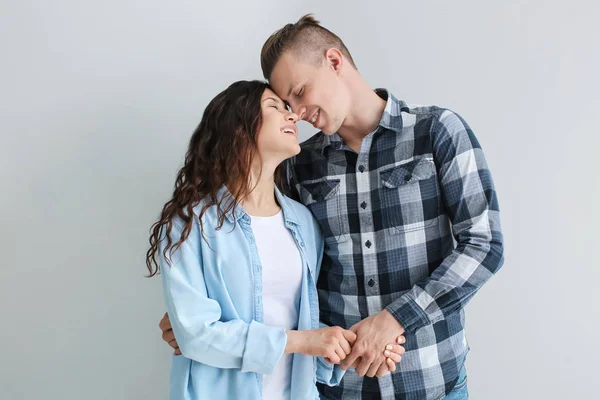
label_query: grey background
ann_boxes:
[1,1,598,399]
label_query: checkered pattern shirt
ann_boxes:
[283,90,504,399]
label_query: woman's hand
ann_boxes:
[286,327,357,364]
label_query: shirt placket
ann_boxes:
[238,214,266,392]
[356,135,395,398]
[356,136,380,311]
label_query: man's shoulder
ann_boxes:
[386,98,469,141]
[289,131,327,165]
[391,96,465,127]
[394,101,447,123]
[299,130,327,152]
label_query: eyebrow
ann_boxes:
[262,96,283,105]
[286,85,295,97]
[262,96,291,111]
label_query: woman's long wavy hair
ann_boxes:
[146,80,286,277]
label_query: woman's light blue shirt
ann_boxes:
[160,186,344,399]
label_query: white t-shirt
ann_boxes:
[251,210,303,400]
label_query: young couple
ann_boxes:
[147,14,504,400]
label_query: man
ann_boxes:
[160,14,504,399]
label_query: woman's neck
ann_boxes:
[241,163,280,217]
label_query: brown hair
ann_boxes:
[145,80,285,277]
[260,14,356,80]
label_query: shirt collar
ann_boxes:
[321,89,409,156]
[221,185,301,226]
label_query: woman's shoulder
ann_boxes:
[168,197,220,233]
[280,195,321,237]
[281,194,311,220]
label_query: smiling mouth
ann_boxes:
[281,127,297,136]
[309,109,320,124]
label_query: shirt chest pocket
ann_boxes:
[379,158,440,234]
[298,179,350,243]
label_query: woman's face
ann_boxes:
[255,88,300,166]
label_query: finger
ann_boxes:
[334,345,347,363]
[174,347,181,356]
[162,329,176,345]
[376,362,388,377]
[366,360,383,378]
[387,357,397,372]
[341,348,362,370]
[326,351,341,365]
[386,343,406,356]
[384,349,402,363]
[396,335,406,344]
[159,312,171,331]
[355,357,374,377]
[339,337,352,356]
[167,337,179,350]
[342,329,357,344]
[352,357,361,369]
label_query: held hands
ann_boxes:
[340,309,406,378]
[159,311,406,376]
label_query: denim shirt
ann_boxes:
[160,186,344,400]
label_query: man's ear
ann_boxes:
[325,48,344,73]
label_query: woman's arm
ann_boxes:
[160,222,287,375]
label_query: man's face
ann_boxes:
[269,50,351,135]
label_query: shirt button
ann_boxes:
[300,242,305,247]
[365,240,372,248]
[360,201,367,209]
[358,165,365,172]
[368,279,375,287]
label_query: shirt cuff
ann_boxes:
[241,320,287,374]
[386,296,431,334]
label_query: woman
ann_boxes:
[146,81,404,400]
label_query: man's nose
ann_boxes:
[291,103,307,121]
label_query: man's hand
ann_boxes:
[159,312,181,355]
[341,309,406,377]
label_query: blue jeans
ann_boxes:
[444,365,468,399]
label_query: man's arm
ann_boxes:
[342,109,504,377]
[385,109,504,334]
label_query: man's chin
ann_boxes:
[320,125,338,135]
[319,119,343,135]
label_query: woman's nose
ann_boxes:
[286,112,299,123]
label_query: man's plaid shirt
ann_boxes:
[283,90,504,399]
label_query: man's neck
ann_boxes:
[337,79,386,152]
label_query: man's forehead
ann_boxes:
[269,75,295,99]
[269,54,304,97]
